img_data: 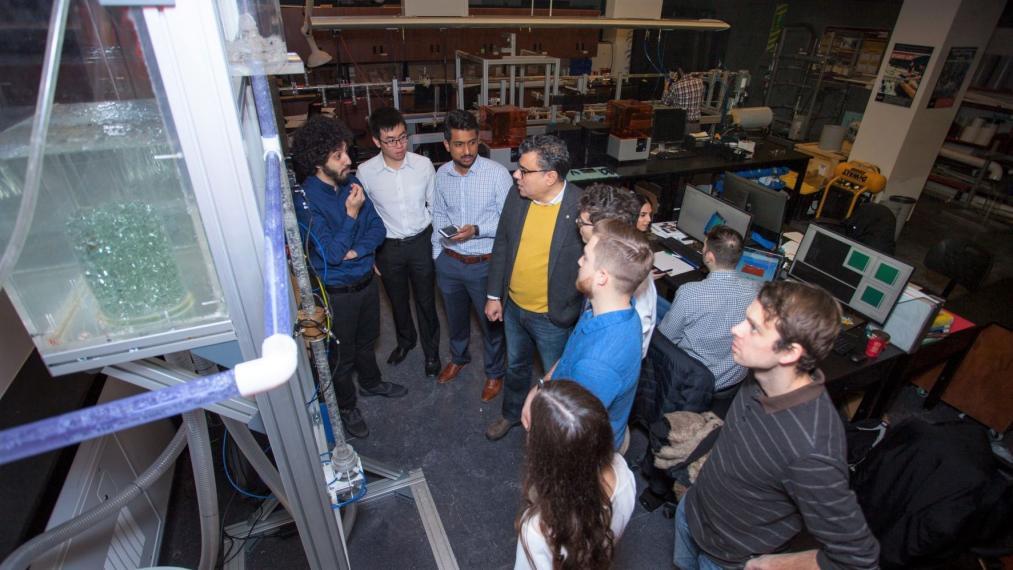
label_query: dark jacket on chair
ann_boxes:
[487,182,585,328]
[633,331,715,428]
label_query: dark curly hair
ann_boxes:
[290,115,353,182]
[518,380,616,570]
[757,281,842,374]
[579,184,640,226]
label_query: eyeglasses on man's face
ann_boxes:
[380,134,409,146]
[575,217,594,228]
[515,166,549,177]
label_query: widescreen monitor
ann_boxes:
[723,172,789,248]
[678,185,752,244]
[788,224,914,324]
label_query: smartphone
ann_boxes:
[439,225,461,238]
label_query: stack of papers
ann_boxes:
[781,231,804,260]
[651,222,693,244]
[653,251,696,276]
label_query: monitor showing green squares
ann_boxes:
[875,262,900,286]
[846,249,870,272]
[861,285,885,308]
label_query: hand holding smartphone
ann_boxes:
[439,225,461,238]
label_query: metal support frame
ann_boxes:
[455,50,560,109]
[222,463,459,570]
[103,359,258,424]
[141,2,350,568]
[139,4,461,569]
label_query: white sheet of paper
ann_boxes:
[781,240,800,260]
[654,251,696,275]
[783,231,804,242]
[673,229,694,243]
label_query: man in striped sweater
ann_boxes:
[676,281,880,570]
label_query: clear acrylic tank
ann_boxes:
[0,4,231,374]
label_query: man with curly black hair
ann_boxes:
[291,115,407,439]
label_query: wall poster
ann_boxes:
[875,43,934,107]
[928,46,978,108]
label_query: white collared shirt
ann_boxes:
[357,151,436,239]
[531,181,567,206]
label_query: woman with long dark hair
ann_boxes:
[515,380,636,569]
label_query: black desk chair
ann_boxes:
[631,331,715,430]
[924,238,994,298]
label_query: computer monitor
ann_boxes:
[723,172,789,248]
[550,93,586,113]
[652,107,687,145]
[737,247,784,282]
[788,224,914,324]
[677,185,752,244]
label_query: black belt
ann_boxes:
[385,227,430,244]
[326,272,373,294]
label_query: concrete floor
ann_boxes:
[155,192,1013,569]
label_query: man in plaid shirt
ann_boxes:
[663,71,705,133]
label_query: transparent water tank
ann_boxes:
[0,5,230,374]
[215,0,295,75]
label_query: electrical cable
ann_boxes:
[657,30,665,72]
[338,34,368,84]
[642,31,664,75]
[222,502,276,566]
[298,221,328,286]
[221,429,273,501]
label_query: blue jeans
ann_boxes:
[656,293,672,321]
[435,253,505,378]
[501,299,572,422]
[675,498,724,570]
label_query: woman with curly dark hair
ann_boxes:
[515,380,635,569]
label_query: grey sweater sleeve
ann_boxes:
[785,453,880,570]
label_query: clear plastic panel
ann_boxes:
[0,1,229,361]
[0,4,50,278]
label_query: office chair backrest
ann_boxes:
[924,238,994,298]
[844,203,897,255]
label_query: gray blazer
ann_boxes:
[487,182,585,328]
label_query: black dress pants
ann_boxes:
[375,227,440,361]
[326,275,382,410]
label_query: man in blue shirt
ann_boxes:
[290,116,407,439]
[524,219,653,450]
[431,110,512,400]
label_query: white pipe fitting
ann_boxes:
[234,333,298,397]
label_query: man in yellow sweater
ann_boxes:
[484,135,585,440]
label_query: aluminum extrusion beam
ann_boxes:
[312,16,729,31]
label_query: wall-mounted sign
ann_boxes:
[875,43,934,108]
[928,46,978,109]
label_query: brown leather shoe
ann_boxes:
[485,417,520,441]
[437,362,465,384]
[480,378,503,402]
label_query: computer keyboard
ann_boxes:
[653,148,697,160]
[664,238,704,268]
[832,331,857,356]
